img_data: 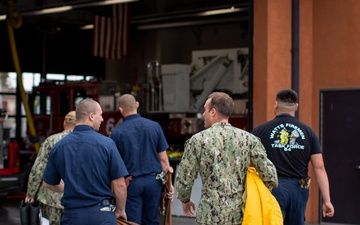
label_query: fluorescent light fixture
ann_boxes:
[84,0,138,6]
[27,6,72,15]
[0,0,138,20]
[80,24,94,30]
[198,6,241,16]
[71,0,138,8]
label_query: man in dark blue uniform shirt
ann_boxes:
[111,94,173,225]
[252,89,334,225]
[43,99,129,225]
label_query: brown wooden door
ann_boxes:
[320,89,360,224]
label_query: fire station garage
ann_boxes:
[1,1,360,225]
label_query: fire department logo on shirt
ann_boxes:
[270,123,305,151]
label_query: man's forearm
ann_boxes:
[158,151,170,173]
[42,181,64,193]
[314,168,331,203]
[112,178,127,212]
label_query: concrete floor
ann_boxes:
[0,196,197,225]
[0,197,21,225]
[0,196,339,225]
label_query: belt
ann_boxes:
[98,199,113,206]
[132,172,158,178]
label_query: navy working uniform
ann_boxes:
[111,114,169,225]
[252,114,321,225]
[176,122,278,224]
[43,125,128,225]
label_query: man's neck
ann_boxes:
[212,119,229,125]
[276,111,295,117]
[124,112,137,118]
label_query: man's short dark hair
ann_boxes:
[208,92,234,118]
[276,89,298,104]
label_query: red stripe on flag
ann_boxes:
[92,4,128,59]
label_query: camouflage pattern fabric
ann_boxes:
[176,122,278,225]
[41,204,63,225]
[26,130,71,224]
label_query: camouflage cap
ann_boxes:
[65,111,76,122]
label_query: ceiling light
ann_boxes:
[26,6,72,16]
[198,6,241,16]
[83,0,138,6]
[0,0,138,20]
[80,24,94,30]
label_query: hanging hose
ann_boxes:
[6,0,40,153]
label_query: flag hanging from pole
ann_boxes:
[92,3,129,59]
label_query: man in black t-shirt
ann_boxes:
[252,89,334,225]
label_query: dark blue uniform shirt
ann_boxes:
[110,114,169,177]
[43,125,128,209]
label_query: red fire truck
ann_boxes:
[0,109,21,199]
[0,80,125,200]
[28,81,124,142]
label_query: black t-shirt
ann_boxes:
[252,114,321,178]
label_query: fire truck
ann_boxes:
[0,109,21,200]
[0,80,125,200]
[28,80,124,142]
[147,48,249,134]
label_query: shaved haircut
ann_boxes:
[76,99,99,122]
[119,94,137,113]
[276,89,298,110]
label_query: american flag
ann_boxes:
[92,4,129,59]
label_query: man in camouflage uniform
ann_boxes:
[25,111,76,225]
[176,92,278,224]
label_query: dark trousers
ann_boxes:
[126,174,163,225]
[272,178,309,225]
[61,205,116,225]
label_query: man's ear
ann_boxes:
[295,103,299,111]
[211,107,217,117]
[119,107,125,117]
[89,112,95,121]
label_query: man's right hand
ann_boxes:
[116,210,127,221]
[323,202,335,217]
[182,200,196,217]
[25,196,34,203]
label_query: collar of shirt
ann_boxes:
[73,125,95,132]
[124,114,140,121]
[275,113,294,118]
[211,122,230,128]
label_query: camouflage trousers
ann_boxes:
[41,204,64,225]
